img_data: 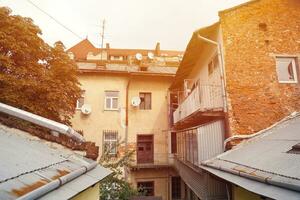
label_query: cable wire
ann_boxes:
[26,0,83,40]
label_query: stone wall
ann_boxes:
[220,0,300,135]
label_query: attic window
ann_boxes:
[287,143,300,154]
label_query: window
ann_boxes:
[137,181,154,196]
[171,132,177,154]
[76,90,85,109]
[276,57,298,83]
[105,91,119,110]
[139,92,151,110]
[208,55,219,75]
[103,130,118,155]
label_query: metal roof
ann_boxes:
[201,113,300,199]
[0,124,111,200]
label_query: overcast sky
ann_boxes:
[0,0,249,50]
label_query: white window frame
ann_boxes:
[76,90,85,110]
[104,91,119,111]
[103,131,118,155]
[275,56,298,84]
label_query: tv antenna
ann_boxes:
[100,19,106,49]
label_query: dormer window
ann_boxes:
[67,52,74,60]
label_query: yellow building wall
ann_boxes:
[71,73,128,154]
[233,185,262,200]
[71,183,100,200]
[71,73,174,200]
[130,168,178,200]
[128,76,172,165]
[71,73,172,161]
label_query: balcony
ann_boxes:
[129,153,172,170]
[173,84,224,124]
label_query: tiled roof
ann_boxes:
[0,124,110,200]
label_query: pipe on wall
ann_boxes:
[17,162,98,200]
[0,102,85,142]
[196,34,228,113]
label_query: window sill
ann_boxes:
[278,81,298,84]
[104,108,119,111]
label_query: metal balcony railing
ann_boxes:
[130,153,172,168]
[173,84,223,124]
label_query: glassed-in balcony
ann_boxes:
[173,84,224,124]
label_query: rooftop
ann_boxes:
[0,123,110,200]
[67,39,184,60]
[202,113,300,200]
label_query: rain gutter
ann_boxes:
[17,162,98,200]
[202,159,300,193]
[0,102,85,142]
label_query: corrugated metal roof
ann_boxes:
[201,113,300,199]
[0,124,110,200]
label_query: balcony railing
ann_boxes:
[173,84,223,124]
[130,153,172,169]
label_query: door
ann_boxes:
[137,135,154,164]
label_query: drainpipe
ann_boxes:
[196,34,228,113]
[17,162,100,200]
[124,74,131,181]
[0,102,85,142]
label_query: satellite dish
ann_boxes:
[135,53,143,61]
[131,97,141,107]
[81,104,92,115]
[147,52,154,60]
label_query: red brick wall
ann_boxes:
[220,0,300,135]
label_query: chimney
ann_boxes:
[155,42,160,56]
[106,43,110,49]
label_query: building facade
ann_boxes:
[169,0,300,199]
[68,39,183,199]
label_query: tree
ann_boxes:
[0,7,81,125]
[99,142,143,200]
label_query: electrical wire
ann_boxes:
[25,0,83,40]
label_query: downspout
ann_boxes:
[196,34,228,113]
[124,73,131,181]
[17,162,99,200]
[0,102,85,142]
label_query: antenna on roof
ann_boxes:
[100,19,106,49]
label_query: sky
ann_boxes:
[0,0,249,51]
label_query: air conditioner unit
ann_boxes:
[81,104,92,115]
[131,97,141,107]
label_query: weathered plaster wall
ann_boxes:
[71,182,100,200]
[220,0,300,135]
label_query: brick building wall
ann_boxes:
[220,0,300,135]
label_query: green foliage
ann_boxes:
[0,7,81,125]
[99,141,143,200]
